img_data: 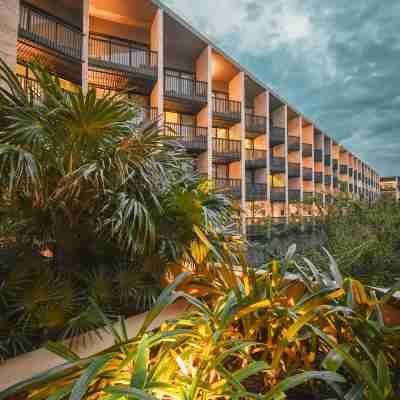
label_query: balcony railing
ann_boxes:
[214,178,241,198]
[340,165,348,175]
[212,97,241,122]
[213,138,241,161]
[303,167,313,180]
[325,175,332,185]
[270,157,285,173]
[89,33,157,78]
[314,172,323,183]
[314,149,322,162]
[269,125,285,146]
[246,183,268,201]
[143,107,158,122]
[245,149,267,169]
[288,163,300,178]
[302,143,313,157]
[349,168,353,177]
[165,123,208,152]
[17,74,41,101]
[333,159,339,170]
[245,113,266,134]
[324,154,331,166]
[19,1,82,61]
[246,218,267,237]
[288,189,301,202]
[304,192,314,201]
[165,73,207,103]
[288,135,300,152]
[271,187,285,202]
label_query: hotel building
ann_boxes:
[0,0,381,237]
[380,177,400,202]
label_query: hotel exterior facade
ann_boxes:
[0,0,381,237]
[380,177,400,202]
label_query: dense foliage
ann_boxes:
[0,60,237,360]
[2,245,399,399]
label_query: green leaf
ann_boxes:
[44,341,80,362]
[131,335,149,389]
[105,386,159,399]
[377,352,392,398]
[70,354,113,400]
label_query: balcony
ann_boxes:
[245,149,267,169]
[213,138,241,163]
[340,165,348,175]
[271,187,285,202]
[304,192,314,201]
[314,149,322,162]
[18,1,83,82]
[333,159,339,170]
[270,125,285,146]
[212,98,241,126]
[324,154,331,167]
[143,107,158,122]
[349,168,353,177]
[165,73,207,109]
[165,123,207,153]
[17,74,41,102]
[288,189,301,202]
[325,175,332,185]
[288,163,300,178]
[246,218,267,238]
[246,113,266,136]
[246,183,268,201]
[315,172,323,183]
[302,143,313,157]
[288,136,300,152]
[270,157,285,174]
[303,167,313,181]
[333,176,339,188]
[214,178,241,198]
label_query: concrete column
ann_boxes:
[284,105,289,223]
[265,91,271,217]
[81,0,89,93]
[321,134,325,207]
[0,0,19,73]
[299,117,304,215]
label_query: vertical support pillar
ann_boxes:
[284,105,289,224]
[81,0,89,94]
[299,117,304,217]
[321,133,326,207]
[265,91,271,218]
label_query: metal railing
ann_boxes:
[349,168,353,177]
[165,123,207,151]
[303,192,314,201]
[324,154,331,166]
[314,172,323,183]
[340,165,348,175]
[165,73,207,102]
[270,157,285,173]
[288,135,300,152]
[325,175,332,185]
[89,33,157,77]
[144,107,158,122]
[288,189,301,202]
[271,187,285,202]
[246,217,268,237]
[303,167,313,180]
[314,149,323,162]
[213,138,241,160]
[214,178,241,197]
[269,125,285,146]
[245,113,266,133]
[212,97,241,120]
[288,162,300,177]
[19,1,82,60]
[17,74,41,101]
[245,149,267,169]
[246,183,268,200]
[302,143,313,157]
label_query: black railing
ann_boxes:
[19,1,82,60]
[303,167,313,180]
[246,113,266,133]
[340,165,348,175]
[288,163,300,178]
[245,149,267,169]
[271,187,285,202]
[246,183,268,200]
[269,125,285,146]
[165,123,207,151]
[349,168,353,177]
[302,143,313,157]
[214,178,241,197]
[213,97,241,120]
[213,138,241,160]
[89,33,157,77]
[324,154,331,166]
[314,172,323,183]
[144,107,158,122]
[270,157,285,173]
[325,175,332,185]
[165,73,207,103]
[304,192,314,201]
[246,218,267,237]
[314,149,322,162]
[288,135,300,152]
[288,189,301,202]
[17,74,41,101]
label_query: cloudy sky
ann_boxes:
[162,0,400,176]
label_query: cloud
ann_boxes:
[162,0,400,176]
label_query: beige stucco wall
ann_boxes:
[0,0,19,72]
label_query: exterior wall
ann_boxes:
[0,0,19,72]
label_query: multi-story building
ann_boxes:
[380,177,400,202]
[1,0,381,238]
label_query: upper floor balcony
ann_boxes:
[325,174,332,185]
[288,189,301,202]
[349,167,353,177]
[314,149,323,162]
[165,72,208,109]
[246,218,266,238]
[269,125,285,146]
[165,123,208,153]
[315,172,323,183]
[89,33,157,81]
[270,156,285,174]
[17,74,41,102]
[245,113,266,136]
[288,136,300,152]
[214,178,241,198]
[324,154,331,167]
[245,149,267,169]
[212,98,242,126]
[246,183,268,201]
[288,163,300,178]
[303,167,313,181]
[213,138,241,163]
[302,143,313,157]
[19,1,83,62]
[271,187,285,202]
[333,159,339,171]
[340,165,348,175]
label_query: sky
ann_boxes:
[162,0,400,176]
